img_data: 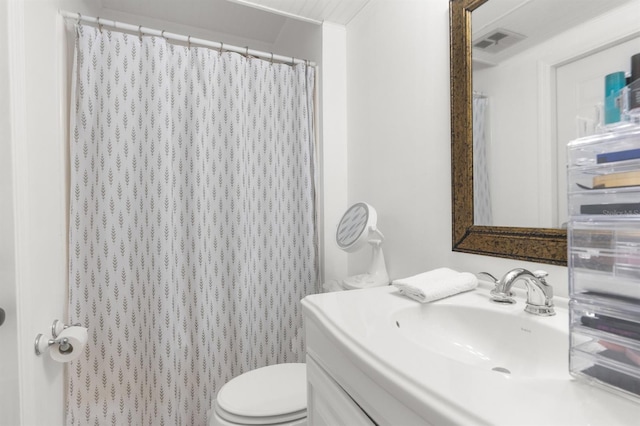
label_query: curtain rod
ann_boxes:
[59,10,316,67]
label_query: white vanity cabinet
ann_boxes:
[306,356,375,426]
[303,296,437,426]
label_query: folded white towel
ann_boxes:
[392,267,478,303]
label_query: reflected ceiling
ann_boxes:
[473,0,634,67]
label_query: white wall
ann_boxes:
[274,18,323,63]
[7,1,103,424]
[0,1,20,424]
[344,0,568,296]
[319,22,349,285]
[474,54,541,227]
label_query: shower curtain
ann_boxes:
[67,24,317,425]
[473,95,492,226]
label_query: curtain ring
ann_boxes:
[291,56,295,66]
[218,42,224,56]
[96,17,103,33]
[161,30,166,40]
[138,25,143,42]
[270,52,274,65]
[245,46,249,57]
[188,35,191,48]
[76,13,81,25]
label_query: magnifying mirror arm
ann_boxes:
[369,227,385,243]
[366,239,389,284]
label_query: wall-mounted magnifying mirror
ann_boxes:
[336,202,390,289]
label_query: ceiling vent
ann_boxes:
[473,29,526,54]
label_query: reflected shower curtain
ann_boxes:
[473,95,492,225]
[67,25,317,425]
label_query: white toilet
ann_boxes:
[210,363,307,426]
[210,203,388,425]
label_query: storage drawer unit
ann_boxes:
[570,298,640,399]
[568,125,640,403]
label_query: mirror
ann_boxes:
[471,0,639,229]
[336,202,375,252]
[450,0,567,265]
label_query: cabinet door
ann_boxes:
[306,355,376,426]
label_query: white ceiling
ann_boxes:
[472,0,636,66]
[226,0,371,25]
[100,0,370,48]
[101,0,292,45]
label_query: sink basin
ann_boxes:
[392,300,569,379]
[302,282,639,425]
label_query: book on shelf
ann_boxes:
[580,202,640,215]
[597,148,640,164]
[593,170,640,189]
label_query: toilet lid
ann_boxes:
[215,363,307,424]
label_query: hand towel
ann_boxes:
[392,267,478,303]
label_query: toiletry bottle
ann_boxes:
[605,71,626,124]
[629,53,640,113]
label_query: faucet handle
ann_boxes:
[480,271,516,304]
[532,270,550,285]
[524,270,555,316]
[477,272,497,283]
[532,270,548,279]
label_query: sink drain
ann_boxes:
[491,366,511,374]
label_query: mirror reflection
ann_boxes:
[471,0,640,229]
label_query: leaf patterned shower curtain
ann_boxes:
[473,95,492,226]
[67,25,317,425]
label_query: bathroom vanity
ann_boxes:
[302,283,639,425]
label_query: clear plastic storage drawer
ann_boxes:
[570,299,640,401]
[569,219,640,299]
[568,126,640,168]
[568,189,640,217]
[568,161,640,194]
[568,131,640,216]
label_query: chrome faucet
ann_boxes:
[478,268,555,316]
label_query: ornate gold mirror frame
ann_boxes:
[449,0,567,265]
